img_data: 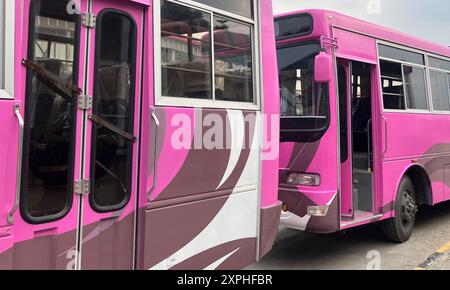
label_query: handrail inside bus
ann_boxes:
[8,104,24,225]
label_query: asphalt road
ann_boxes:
[249,201,450,270]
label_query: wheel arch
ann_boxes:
[398,164,433,206]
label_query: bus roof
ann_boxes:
[276,9,450,59]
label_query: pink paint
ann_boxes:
[260,0,281,208]
[277,9,450,234]
[1,0,281,270]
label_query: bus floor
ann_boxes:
[248,201,450,270]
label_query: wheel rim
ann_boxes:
[400,190,416,224]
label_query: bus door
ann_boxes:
[2,0,88,270]
[338,59,376,219]
[78,0,144,269]
[5,0,144,270]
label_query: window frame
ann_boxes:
[428,55,450,114]
[154,0,261,111]
[401,63,429,111]
[377,41,431,114]
[89,9,138,214]
[429,68,450,112]
[0,0,15,100]
[20,0,81,224]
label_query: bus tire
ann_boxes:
[382,176,417,243]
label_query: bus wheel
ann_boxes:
[382,176,417,243]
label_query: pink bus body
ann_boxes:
[276,10,450,240]
[0,0,281,269]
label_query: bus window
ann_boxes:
[90,10,137,212]
[21,0,80,223]
[378,44,424,65]
[214,16,253,103]
[277,42,330,142]
[403,65,428,110]
[429,57,450,71]
[161,0,212,100]
[380,60,405,110]
[430,71,450,111]
[192,0,253,19]
[275,14,314,40]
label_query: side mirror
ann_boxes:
[314,51,333,83]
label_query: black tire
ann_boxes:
[382,176,417,243]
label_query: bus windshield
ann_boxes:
[277,42,330,141]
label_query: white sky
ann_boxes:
[272,0,450,47]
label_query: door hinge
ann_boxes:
[82,12,96,28]
[75,179,90,196]
[78,95,93,110]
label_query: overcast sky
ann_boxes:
[272,0,450,47]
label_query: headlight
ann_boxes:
[286,173,321,186]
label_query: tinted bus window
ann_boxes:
[214,16,253,103]
[379,44,425,65]
[403,65,428,110]
[430,71,450,111]
[193,0,253,19]
[21,0,79,223]
[278,42,330,142]
[161,0,212,100]
[429,57,450,71]
[90,10,137,212]
[275,14,313,39]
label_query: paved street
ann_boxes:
[249,201,450,270]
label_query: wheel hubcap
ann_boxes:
[400,191,416,223]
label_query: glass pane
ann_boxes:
[161,0,212,99]
[380,60,405,110]
[0,0,5,89]
[275,14,313,39]
[403,65,428,110]
[91,11,137,211]
[22,0,79,220]
[193,0,253,19]
[430,71,450,111]
[278,43,327,118]
[378,44,425,65]
[429,56,450,72]
[214,16,253,103]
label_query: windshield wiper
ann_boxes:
[22,58,83,100]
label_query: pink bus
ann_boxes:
[277,9,450,242]
[0,0,281,270]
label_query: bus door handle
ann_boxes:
[9,104,25,225]
[148,108,160,203]
[381,114,388,156]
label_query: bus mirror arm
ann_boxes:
[8,104,25,225]
[148,108,160,204]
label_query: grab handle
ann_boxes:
[8,104,25,225]
[367,119,372,172]
[148,108,160,203]
[381,114,388,156]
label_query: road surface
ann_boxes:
[249,201,450,270]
